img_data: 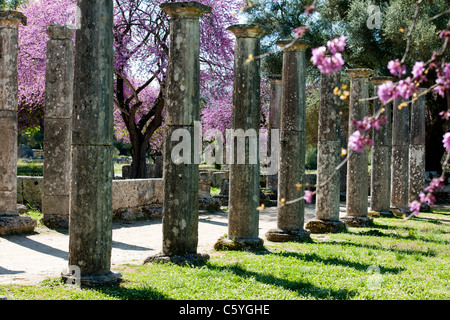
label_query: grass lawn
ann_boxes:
[1,208,450,300]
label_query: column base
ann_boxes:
[214,236,264,251]
[0,214,37,236]
[305,219,347,234]
[368,210,394,218]
[42,214,69,229]
[265,228,311,242]
[61,271,122,287]
[342,216,373,227]
[144,253,210,266]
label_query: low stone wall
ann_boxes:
[17,176,164,220]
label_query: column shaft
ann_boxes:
[266,39,311,242]
[0,11,36,235]
[370,76,393,215]
[391,99,410,209]
[306,72,346,233]
[266,74,282,193]
[156,2,211,261]
[343,68,373,227]
[214,24,266,250]
[409,92,426,203]
[42,25,73,229]
[66,1,121,285]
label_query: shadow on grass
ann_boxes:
[93,282,172,300]
[203,261,357,300]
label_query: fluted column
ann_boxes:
[265,39,311,242]
[342,68,374,227]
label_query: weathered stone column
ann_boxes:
[342,68,374,227]
[391,99,410,211]
[214,24,266,250]
[63,1,121,286]
[369,76,394,216]
[42,25,73,229]
[408,90,426,203]
[0,11,36,236]
[305,72,346,233]
[145,2,211,264]
[265,39,311,242]
[266,74,282,193]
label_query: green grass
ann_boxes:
[17,160,43,176]
[3,209,450,300]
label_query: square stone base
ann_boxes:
[144,253,210,266]
[42,214,69,229]
[61,271,122,288]
[0,215,37,236]
[214,236,264,251]
[341,216,373,227]
[305,219,347,234]
[265,228,311,242]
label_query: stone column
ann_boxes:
[214,24,267,251]
[63,1,121,286]
[342,68,374,227]
[145,2,211,264]
[369,76,394,216]
[266,74,282,193]
[42,25,73,229]
[0,11,36,236]
[408,90,426,203]
[265,39,311,242]
[391,99,410,211]
[305,72,346,233]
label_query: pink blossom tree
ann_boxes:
[16,0,241,178]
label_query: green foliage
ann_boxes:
[0,0,27,9]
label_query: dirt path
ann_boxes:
[0,205,347,285]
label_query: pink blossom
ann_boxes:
[412,61,427,82]
[293,26,309,38]
[439,29,450,40]
[439,110,450,120]
[348,130,374,153]
[304,5,316,16]
[377,81,399,104]
[443,132,450,150]
[424,177,445,193]
[397,77,418,100]
[311,46,326,65]
[408,200,422,216]
[327,35,346,54]
[387,59,406,78]
[419,192,436,206]
[303,190,314,204]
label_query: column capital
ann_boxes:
[227,24,268,38]
[0,10,26,28]
[47,25,74,40]
[160,1,211,19]
[267,74,282,82]
[346,68,374,78]
[370,76,394,85]
[276,39,310,52]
